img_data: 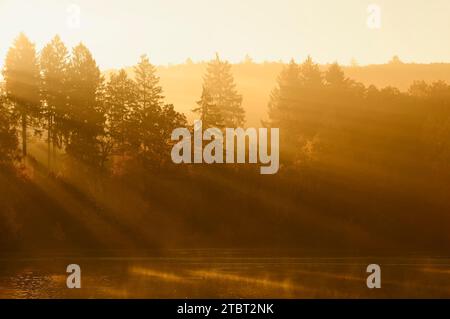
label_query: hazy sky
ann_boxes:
[0,0,449,69]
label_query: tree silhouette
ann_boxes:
[196,54,244,127]
[1,32,450,262]
[132,55,165,166]
[267,59,300,128]
[105,69,137,156]
[266,59,302,162]
[65,43,105,168]
[299,56,323,89]
[325,62,348,87]
[40,35,70,170]
[134,55,163,113]
[389,55,403,65]
[133,55,187,168]
[0,84,18,167]
[2,33,41,157]
[193,86,223,128]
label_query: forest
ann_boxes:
[1,33,449,257]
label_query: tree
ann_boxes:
[267,57,326,164]
[193,86,223,127]
[267,59,300,130]
[2,33,41,157]
[159,103,187,164]
[268,56,325,127]
[65,43,105,168]
[0,84,18,167]
[389,55,403,65]
[134,55,163,114]
[408,80,430,98]
[266,59,302,162]
[40,35,70,170]
[196,53,244,128]
[132,55,164,164]
[325,62,347,87]
[104,69,137,155]
[133,55,187,168]
[299,55,323,89]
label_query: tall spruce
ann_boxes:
[195,54,244,128]
[133,55,186,167]
[267,59,300,130]
[66,43,105,168]
[2,33,41,157]
[40,35,70,170]
[325,62,347,87]
[193,86,223,127]
[267,57,325,163]
[104,69,137,156]
[0,84,18,167]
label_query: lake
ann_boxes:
[1,251,449,298]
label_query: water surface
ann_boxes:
[1,251,449,298]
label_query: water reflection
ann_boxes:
[0,254,449,298]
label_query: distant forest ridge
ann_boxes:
[106,61,450,126]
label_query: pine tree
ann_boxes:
[267,59,300,130]
[104,69,137,155]
[132,55,164,164]
[196,54,244,128]
[2,33,41,157]
[133,55,186,167]
[66,43,105,168]
[193,86,223,128]
[40,35,70,170]
[0,84,18,167]
[134,54,163,112]
[299,55,323,89]
[325,62,347,87]
[159,103,187,164]
[267,57,325,163]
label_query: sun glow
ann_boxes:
[0,0,93,69]
[1,0,450,69]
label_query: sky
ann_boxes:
[0,0,449,69]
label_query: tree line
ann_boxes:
[1,33,450,187]
[0,33,246,173]
[267,57,450,187]
[1,33,450,255]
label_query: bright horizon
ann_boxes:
[1,0,450,70]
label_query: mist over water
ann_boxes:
[1,252,450,298]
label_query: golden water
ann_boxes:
[1,253,449,298]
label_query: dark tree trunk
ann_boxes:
[21,113,27,157]
[48,116,51,171]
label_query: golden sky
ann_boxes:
[0,0,449,69]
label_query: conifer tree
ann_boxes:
[196,54,244,128]
[40,35,70,170]
[133,54,186,167]
[2,33,41,157]
[134,54,163,113]
[65,43,105,168]
[0,84,18,166]
[159,103,187,163]
[104,69,137,155]
[133,55,164,164]
[299,55,323,89]
[268,57,325,163]
[267,59,300,130]
[193,86,223,128]
[325,62,347,87]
